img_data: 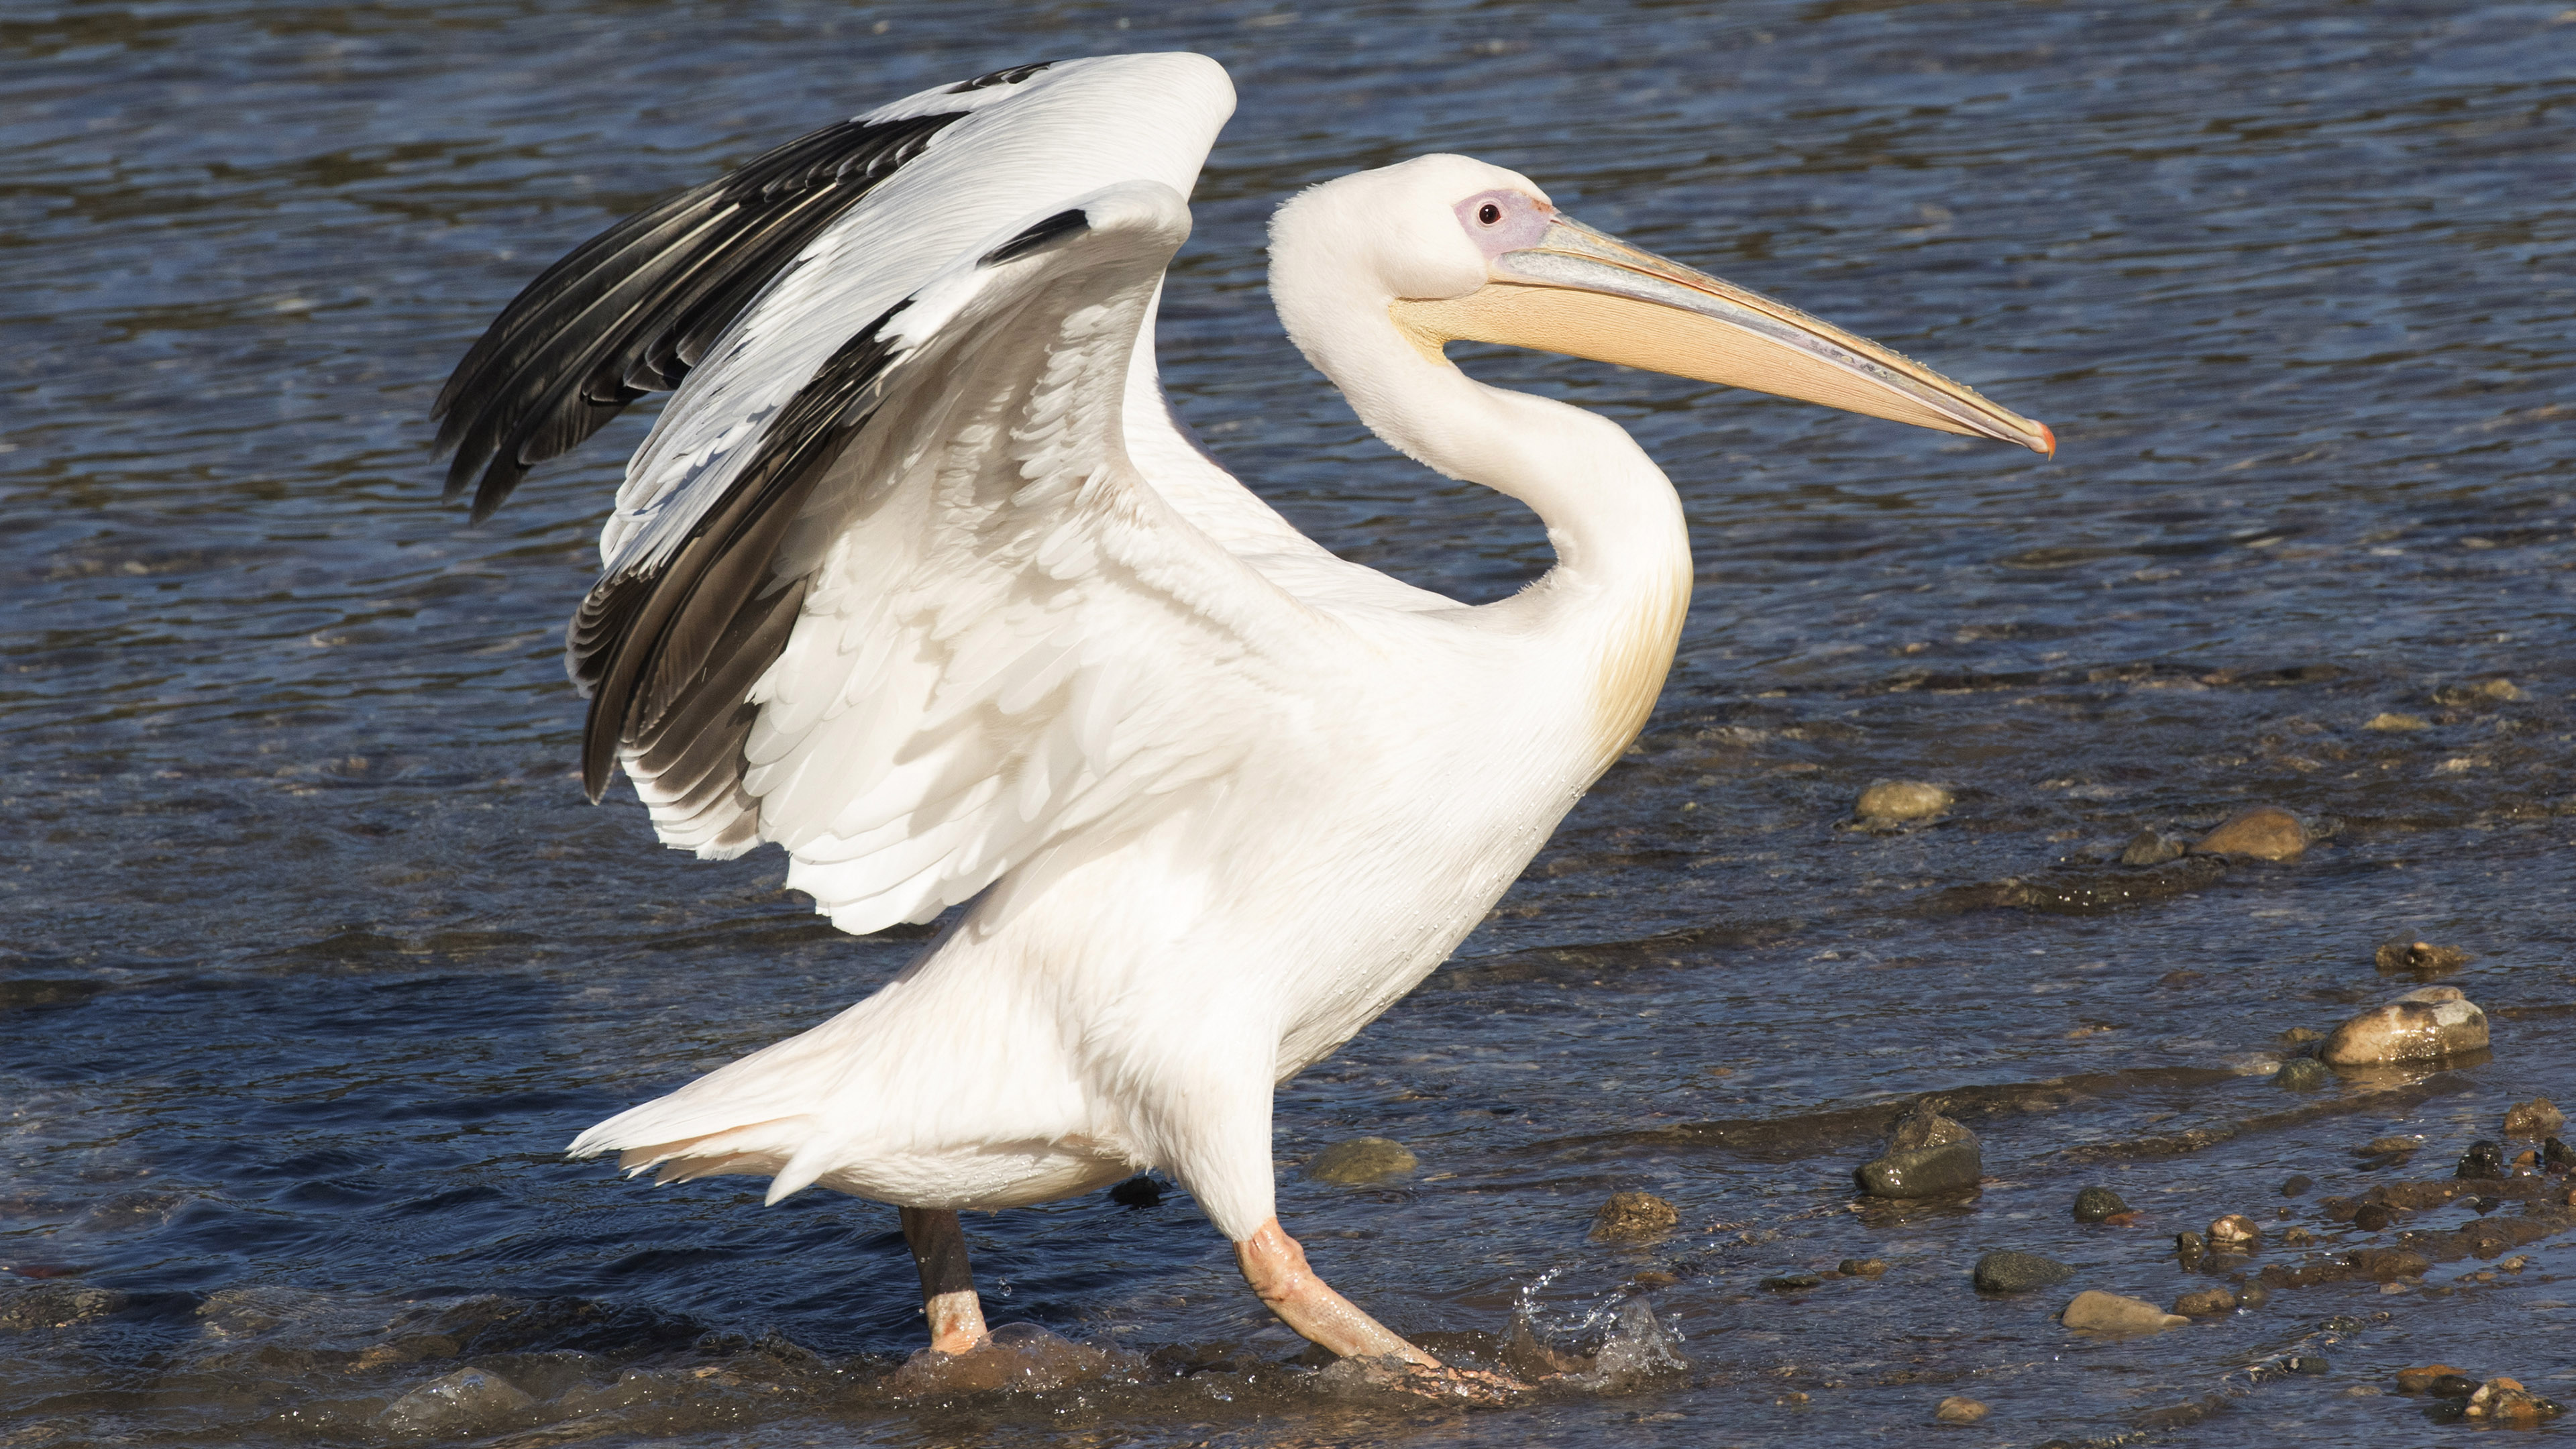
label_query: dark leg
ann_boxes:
[899,1206,988,1354]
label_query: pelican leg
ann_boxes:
[899,1207,989,1354]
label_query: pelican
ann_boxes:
[433,52,2049,1387]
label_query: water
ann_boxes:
[5,1,2574,1444]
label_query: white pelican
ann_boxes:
[434,52,2049,1387]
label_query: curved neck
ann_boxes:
[1275,278,1693,771]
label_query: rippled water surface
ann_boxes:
[7,1,2575,1444]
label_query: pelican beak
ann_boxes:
[1391,215,2055,456]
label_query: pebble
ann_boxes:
[1589,1191,1680,1243]
[1305,1137,1416,1185]
[1856,779,1953,824]
[1855,1102,1982,1199]
[373,1367,535,1437]
[2061,1289,2188,1334]
[2281,1226,2316,1246]
[2504,1098,2565,1139]
[2359,1134,2420,1157]
[1839,1258,1888,1277]
[2318,986,2488,1066]
[2190,805,2306,861]
[2431,678,2525,706]
[2281,1175,2313,1197]
[2118,828,2186,866]
[2174,1231,2206,1269]
[2353,1204,2393,1231]
[2072,1185,2129,1222]
[2455,1140,2508,1181]
[2272,1057,2329,1091]
[1973,1250,2075,1293]
[2174,1287,2238,1316]
[1934,1395,1989,1425]
[2375,938,2471,975]
[2207,1214,2261,1249]
[2237,1280,2272,1309]
[2364,712,2430,732]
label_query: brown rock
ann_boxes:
[2360,1134,2422,1157]
[2396,1364,2467,1395]
[2466,1376,2564,1426]
[1934,1395,1988,1424]
[1856,780,1953,823]
[2432,678,2525,706]
[2061,1289,2188,1334]
[2504,1098,2565,1139]
[1590,1191,1680,1243]
[2191,806,2307,861]
[2365,712,2430,733]
[2174,1288,2238,1316]
[2347,1247,2431,1280]
[2375,938,2471,975]
[1306,1137,1417,1185]
[2319,986,2488,1065]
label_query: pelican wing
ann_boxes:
[437,55,1353,935]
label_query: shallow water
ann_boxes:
[5,1,2575,1444]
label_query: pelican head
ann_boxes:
[1271,154,2053,457]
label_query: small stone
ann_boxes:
[1934,1395,1988,1424]
[2281,1175,2314,1197]
[1856,1102,1981,1199]
[2208,1214,2261,1248]
[2365,712,2430,732]
[2173,1230,2206,1269]
[2275,1026,2326,1046]
[2455,1140,2508,1181]
[2174,1287,2238,1316]
[1856,779,1953,823]
[1974,1250,2075,1293]
[2061,1289,2188,1334]
[374,1367,535,1437]
[2546,1138,2576,1173]
[1839,1258,1888,1277]
[2119,829,2186,866]
[2504,1098,2565,1139]
[1589,1190,1679,1243]
[2359,1134,2420,1157]
[1305,1137,1416,1185]
[2427,1373,2482,1399]
[2396,1363,2466,1395]
[2236,1280,2272,1309]
[2273,1057,2330,1091]
[1760,1273,1823,1292]
[2282,1226,2316,1246]
[2353,1203,2393,1231]
[2190,806,2307,861]
[2319,986,2488,1066]
[2072,1186,2129,1222]
[2466,1377,2565,1427]
[2374,938,2471,975]
[2432,678,2525,706]
[2347,1247,2431,1280]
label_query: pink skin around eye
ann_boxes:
[1454,189,1554,262]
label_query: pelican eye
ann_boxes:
[1477,202,1502,225]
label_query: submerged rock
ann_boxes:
[374,1366,535,1437]
[2375,939,2471,975]
[2359,1134,2421,1158]
[2546,1138,2576,1173]
[1856,779,1953,824]
[2504,1099,2565,1140]
[1589,1191,1679,1243]
[2273,1057,2330,1091]
[1839,1258,1888,1277]
[1934,1395,1989,1424]
[2190,806,2307,861]
[2364,712,2431,733]
[2118,829,2186,866]
[885,1322,1124,1396]
[0,1285,128,1333]
[1973,1250,2074,1293]
[2072,1186,2129,1222]
[1760,1273,1823,1292]
[1856,1102,1981,1199]
[2432,678,2525,706]
[2061,1290,2187,1334]
[2353,1203,2394,1231]
[2282,1175,2314,1197]
[2319,986,2487,1065]
[2174,1287,2238,1316]
[1306,1137,1416,1185]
